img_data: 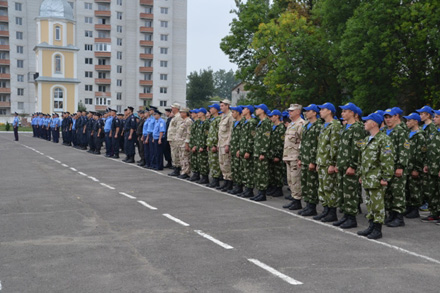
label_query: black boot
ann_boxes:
[358,203,362,214]
[126,156,135,163]
[405,207,420,219]
[216,180,228,190]
[333,214,348,227]
[298,203,310,215]
[239,187,254,198]
[340,215,358,229]
[283,201,294,209]
[386,213,405,227]
[198,175,209,185]
[189,172,200,182]
[229,184,243,195]
[322,207,338,222]
[137,160,145,166]
[271,187,284,197]
[122,156,129,162]
[302,203,318,217]
[367,223,382,239]
[250,190,262,200]
[252,190,267,201]
[208,177,220,188]
[357,219,374,236]
[266,186,276,196]
[384,211,396,225]
[178,173,190,179]
[113,154,120,158]
[402,206,411,216]
[168,167,181,177]
[313,206,329,220]
[288,199,302,210]
[225,180,234,192]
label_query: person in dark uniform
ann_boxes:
[152,110,166,170]
[93,112,104,155]
[136,110,147,166]
[86,112,96,153]
[12,112,19,141]
[52,113,61,143]
[164,108,173,168]
[123,107,137,163]
[111,110,121,158]
[66,112,73,146]
[121,108,127,154]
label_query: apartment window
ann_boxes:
[17,60,23,68]
[97,31,108,38]
[17,102,24,110]
[143,86,152,94]
[85,71,93,78]
[0,67,6,73]
[15,3,22,11]
[55,26,61,40]
[17,74,24,82]
[116,93,122,100]
[85,44,93,51]
[98,85,107,92]
[144,20,152,27]
[16,17,22,25]
[160,100,167,107]
[98,59,107,65]
[16,46,23,54]
[95,43,110,52]
[160,34,168,41]
[117,105,122,113]
[0,81,7,87]
[160,48,168,54]
[0,95,8,101]
[160,61,168,68]
[84,2,92,10]
[161,7,169,14]
[160,21,168,28]
[17,88,24,96]
[144,60,152,67]
[160,87,167,94]
[85,17,93,24]
[117,80,122,87]
[85,58,93,64]
[160,74,168,81]
[85,30,93,37]
[117,12,123,20]
[144,73,152,80]
[117,25,123,33]
[144,34,152,41]
[0,52,8,59]
[95,97,110,105]
[117,0,123,5]
[54,88,63,110]
[98,72,106,78]
[117,38,122,46]
[117,65,122,73]
[85,85,93,91]
[0,38,7,45]
[85,98,93,105]
[144,7,153,14]
[16,32,23,40]
[144,47,152,54]
[54,55,62,73]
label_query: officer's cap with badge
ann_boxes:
[416,106,434,116]
[339,102,358,113]
[303,104,319,113]
[208,103,220,111]
[198,108,207,114]
[362,113,383,126]
[318,102,336,114]
[383,108,397,117]
[242,105,254,114]
[392,107,404,116]
[255,104,270,114]
[154,109,162,116]
[230,106,243,114]
[403,113,421,123]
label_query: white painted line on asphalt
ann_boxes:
[70,167,77,171]
[100,183,115,190]
[54,160,61,164]
[88,176,99,182]
[119,192,137,200]
[40,152,44,155]
[62,164,69,167]
[47,156,54,160]
[163,213,190,227]
[248,259,303,285]
[0,280,2,290]
[78,172,87,176]
[194,230,234,250]
[138,200,157,210]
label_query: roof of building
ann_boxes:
[39,0,74,21]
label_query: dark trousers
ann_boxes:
[163,139,172,165]
[148,135,154,166]
[88,131,95,151]
[32,125,36,137]
[47,127,51,141]
[124,132,136,157]
[94,134,103,153]
[53,128,59,143]
[72,130,78,146]
[112,135,120,156]
[153,140,164,170]
[143,136,150,166]
[105,132,113,156]
[138,136,145,161]
[13,126,18,141]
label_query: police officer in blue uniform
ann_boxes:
[12,112,19,141]
[93,112,104,155]
[151,110,167,170]
[86,112,96,153]
[111,110,121,158]
[122,107,137,163]
[104,110,114,157]
[52,113,61,143]
[31,113,37,137]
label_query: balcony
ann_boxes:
[95,92,111,97]
[95,10,111,17]
[139,93,153,99]
[0,73,10,79]
[140,13,154,20]
[0,30,9,37]
[139,80,153,86]
[0,45,9,51]
[95,0,111,3]
[139,67,153,73]
[140,0,154,5]
[95,24,111,31]
[0,16,8,23]
[95,65,111,71]
[94,38,111,43]
[140,53,153,60]
[95,78,111,85]
[0,1,8,8]
[0,87,11,93]
[0,101,10,107]
[94,51,111,58]
[0,59,10,65]
[140,27,154,33]
[139,40,154,46]
[95,105,108,111]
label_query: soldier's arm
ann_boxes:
[349,127,364,170]
[259,120,272,155]
[380,138,395,181]
[329,123,341,166]
[415,134,426,172]
[309,124,321,165]
[394,131,406,169]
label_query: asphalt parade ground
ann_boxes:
[0,133,439,293]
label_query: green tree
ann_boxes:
[213,69,239,100]
[78,101,87,112]
[186,69,215,108]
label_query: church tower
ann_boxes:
[34,0,80,114]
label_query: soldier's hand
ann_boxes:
[411,170,419,178]
[185,144,190,152]
[159,139,162,145]
[259,155,265,161]
[346,167,356,176]
[334,167,339,173]
[395,168,403,177]
[380,180,388,186]
[359,178,362,184]
[225,145,230,154]
[199,147,204,153]
[274,158,280,163]
[192,146,197,153]
[309,163,316,171]
[424,166,428,173]
[212,146,217,153]
[244,153,250,159]
[328,166,335,174]
[236,151,240,158]
[297,160,301,168]
[128,136,132,140]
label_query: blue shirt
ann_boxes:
[386,128,393,136]
[142,117,150,136]
[104,116,113,132]
[43,118,49,127]
[307,122,313,130]
[345,123,352,130]
[146,116,155,134]
[409,130,417,139]
[153,118,166,139]
[38,117,44,126]
[72,119,76,130]
[31,117,37,125]
[13,116,19,127]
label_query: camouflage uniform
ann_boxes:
[239,118,258,189]
[189,119,200,173]
[218,111,235,180]
[298,119,323,204]
[207,115,222,178]
[167,113,183,168]
[424,128,440,217]
[359,131,395,224]
[421,123,437,204]
[316,119,342,208]
[175,117,193,175]
[336,122,365,216]
[382,124,410,214]
[197,119,210,176]
[253,117,272,191]
[231,118,243,185]
[405,130,426,207]
[270,123,287,188]
[282,118,305,199]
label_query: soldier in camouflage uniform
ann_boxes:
[189,110,201,182]
[357,113,395,240]
[267,109,286,198]
[196,108,210,184]
[382,108,410,227]
[237,105,258,198]
[422,110,440,223]
[167,103,183,176]
[228,106,244,195]
[175,108,193,179]
[217,99,235,192]
[393,107,408,133]
[403,113,426,219]
[250,104,272,202]
[206,104,222,188]
[333,103,365,229]
[295,104,322,216]
[314,103,342,222]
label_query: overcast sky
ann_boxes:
[187,0,238,75]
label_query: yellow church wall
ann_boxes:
[40,50,75,78]
[40,83,77,114]
[53,23,63,47]
[67,23,74,45]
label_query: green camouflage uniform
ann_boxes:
[382,124,410,214]
[405,130,426,207]
[299,119,323,204]
[359,131,395,224]
[316,119,342,208]
[207,116,222,178]
[197,119,210,176]
[189,119,200,173]
[253,117,272,191]
[424,127,440,217]
[231,118,243,185]
[269,123,286,188]
[240,118,258,189]
[421,123,437,204]
[336,122,365,216]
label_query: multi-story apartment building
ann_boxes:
[0,0,187,120]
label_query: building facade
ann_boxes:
[0,0,187,120]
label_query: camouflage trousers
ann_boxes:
[219,146,232,181]
[231,152,242,185]
[337,170,360,216]
[241,156,254,188]
[405,173,423,207]
[285,161,301,200]
[269,160,285,188]
[208,150,221,179]
[254,157,269,191]
[301,166,319,204]
[170,141,181,168]
[191,150,199,173]
[179,147,191,175]
[365,187,386,224]
[198,150,209,176]
[425,175,440,217]
[317,166,338,207]
[421,173,431,204]
[385,174,406,214]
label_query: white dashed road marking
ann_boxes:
[119,192,136,200]
[70,167,77,171]
[194,230,234,250]
[248,259,303,286]
[88,176,99,182]
[137,200,157,210]
[62,164,69,167]
[100,183,115,190]
[78,172,87,176]
[162,214,190,227]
